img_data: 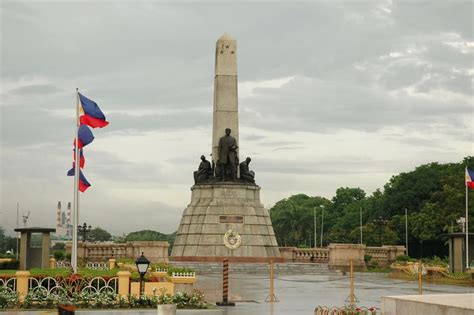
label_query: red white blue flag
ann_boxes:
[67,167,91,192]
[466,167,474,189]
[79,93,109,128]
[74,125,94,149]
[73,149,85,168]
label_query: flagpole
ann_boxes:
[72,88,81,274]
[466,171,469,270]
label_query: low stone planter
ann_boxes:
[152,271,168,278]
[157,304,177,315]
[167,272,197,283]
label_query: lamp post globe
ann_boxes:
[135,252,150,295]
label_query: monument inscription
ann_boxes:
[219,215,244,224]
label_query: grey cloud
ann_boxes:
[7,84,63,96]
[1,1,472,234]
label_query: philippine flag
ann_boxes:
[73,149,85,168]
[466,167,474,189]
[79,93,109,128]
[67,167,92,192]
[74,125,94,149]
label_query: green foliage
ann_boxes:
[0,270,17,275]
[270,194,331,247]
[171,290,207,309]
[89,227,112,242]
[150,261,169,270]
[424,256,448,267]
[125,230,176,244]
[0,259,19,270]
[166,266,194,276]
[395,255,410,263]
[0,227,17,255]
[269,157,474,258]
[52,242,65,251]
[0,287,18,309]
[53,250,65,260]
[364,255,372,263]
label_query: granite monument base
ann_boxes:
[171,183,281,262]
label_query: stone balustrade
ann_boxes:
[65,241,169,262]
[291,248,330,262]
[279,244,405,268]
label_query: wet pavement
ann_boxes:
[3,272,473,315]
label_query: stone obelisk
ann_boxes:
[170,34,281,262]
[212,33,239,165]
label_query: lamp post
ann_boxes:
[135,252,150,296]
[405,208,408,256]
[77,223,92,243]
[320,205,325,247]
[313,207,317,248]
[360,206,363,245]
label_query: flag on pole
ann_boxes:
[67,167,91,192]
[466,167,474,189]
[74,125,94,149]
[79,93,109,128]
[73,149,85,168]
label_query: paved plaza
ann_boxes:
[4,271,473,315]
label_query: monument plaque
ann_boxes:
[219,215,244,224]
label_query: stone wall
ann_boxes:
[65,241,169,262]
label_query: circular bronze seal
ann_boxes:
[223,229,241,250]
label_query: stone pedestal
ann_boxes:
[171,183,281,262]
[328,243,366,271]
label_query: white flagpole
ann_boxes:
[466,167,469,270]
[72,88,81,273]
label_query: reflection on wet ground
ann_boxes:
[5,272,473,315]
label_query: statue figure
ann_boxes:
[217,128,238,181]
[194,155,213,184]
[239,157,255,183]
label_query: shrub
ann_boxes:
[53,250,65,261]
[0,287,18,309]
[425,256,448,268]
[395,255,410,263]
[0,260,19,270]
[364,254,372,263]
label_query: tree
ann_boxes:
[0,227,17,255]
[270,194,330,247]
[89,227,112,242]
[125,230,176,246]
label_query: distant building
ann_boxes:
[54,201,72,240]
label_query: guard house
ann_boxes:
[14,227,56,270]
[447,232,474,272]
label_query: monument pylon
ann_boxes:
[171,34,281,262]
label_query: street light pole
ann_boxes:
[320,205,325,247]
[405,208,408,256]
[360,207,363,245]
[77,223,92,243]
[313,207,317,248]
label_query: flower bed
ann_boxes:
[0,289,211,310]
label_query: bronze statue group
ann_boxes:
[193,128,255,184]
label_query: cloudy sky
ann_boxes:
[1,1,472,235]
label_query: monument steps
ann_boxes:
[170,262,329,275]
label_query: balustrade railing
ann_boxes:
[366,247,389,264]
[293,248,329,262]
